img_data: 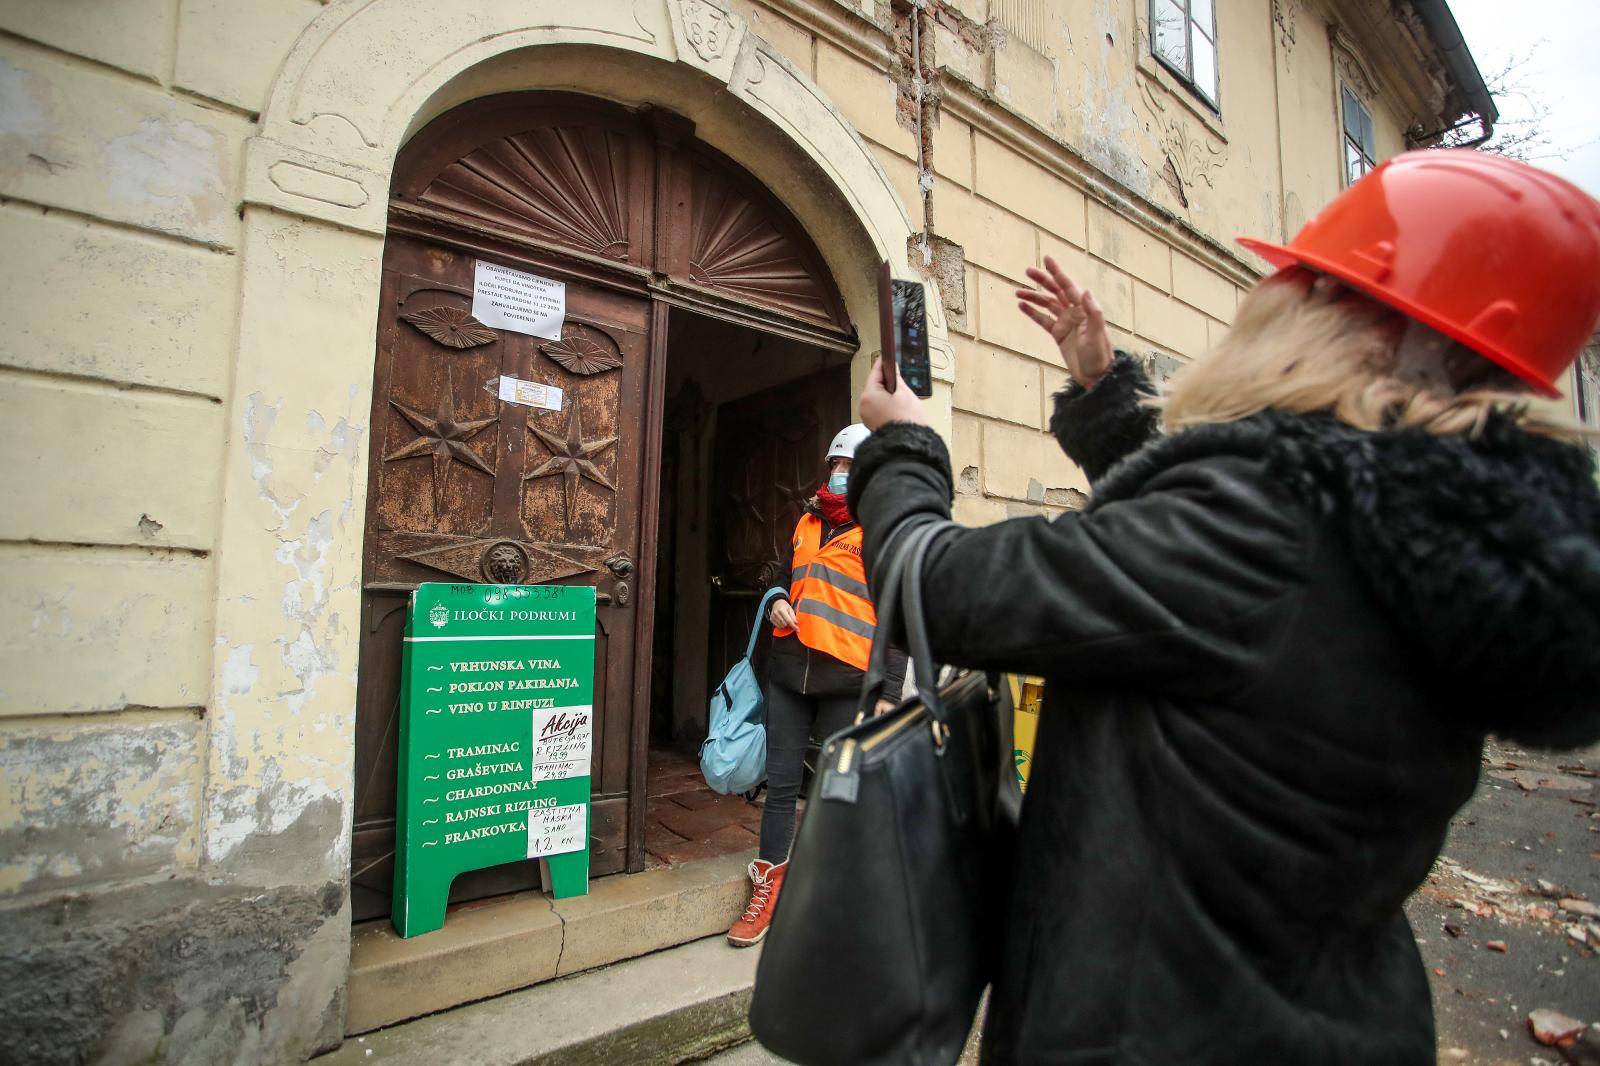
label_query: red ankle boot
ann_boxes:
[727,859,787,947]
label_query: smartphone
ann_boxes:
[891,279,932,397]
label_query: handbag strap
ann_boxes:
[898,519,960,728]
[855,517,957,721]
[854,517,923,718]
[746,586,789,660]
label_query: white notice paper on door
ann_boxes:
[472,260,565,339]
[497,375,563,412]
[526,803,586,859]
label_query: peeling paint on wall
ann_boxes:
[104,116,228,227]
[0,714,202,897]
[0,57,51,145]
[243,391,301,532]
[207,764,347,878]
[208,368,368,877]
[1077,0,1149,195]
[221,643,258,696]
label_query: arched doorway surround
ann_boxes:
[204,0,951,917]
[350,91,863,914]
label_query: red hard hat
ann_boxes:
[1239,150,1600,398]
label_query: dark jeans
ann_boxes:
[758,681,858,863]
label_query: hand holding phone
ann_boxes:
[877,263,933,398]
[892,279,933,398]
[860,355,930,431]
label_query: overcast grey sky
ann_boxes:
[1447,0,1600,197]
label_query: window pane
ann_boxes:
[1346,141,1365,186]
[1342,87,1361,139]
[1152,0,1189,71]
[1191,0,1214,34]
[1191,29,1217,102]
[1359,108,1376,157]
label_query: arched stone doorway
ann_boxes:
[350,92,861,919]
[209,0,952,968]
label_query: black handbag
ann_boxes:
[749,518,1020,1065]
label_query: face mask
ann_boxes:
[827,471,849,495]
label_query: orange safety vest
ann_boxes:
[773,513,877,671]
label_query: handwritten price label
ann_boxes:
[529,705,592,781]
[527,803,586,859]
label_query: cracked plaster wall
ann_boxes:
[0,0,363,1059]
[832,0,1474,526]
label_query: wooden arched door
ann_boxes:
[351,94,855,920]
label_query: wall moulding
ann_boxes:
[263,1,673,163]
[1330,29,1382,104]
[669,0,746,80]
[1274,0,1301,68]
[938,77,1262,292]
[244,138,390,235]
[758,0,895,67]
[247,0,945,337]
[1324,5,1452,127]
[1135,78,1229,214]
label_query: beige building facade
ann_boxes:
[0,0,1531,1061]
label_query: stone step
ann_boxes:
[319,935,762,1066]
[346,852,752,1034]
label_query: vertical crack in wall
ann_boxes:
[891,1,938,266]
[890,2,983,329]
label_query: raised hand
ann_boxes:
[1016,256,1114,388]
[860,355,930,432]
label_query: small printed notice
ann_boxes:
[529,705,593,782]
[527,803,587,859]
[472,260,565,339]
[498,375,564,412]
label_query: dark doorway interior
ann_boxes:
[644,309,851,866]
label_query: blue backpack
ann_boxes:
[700,587,787,795]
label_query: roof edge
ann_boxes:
[1408,0,1498,137]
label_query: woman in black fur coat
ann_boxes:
[850,152,1600,1064]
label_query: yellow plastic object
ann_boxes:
[1006,674,1045,793]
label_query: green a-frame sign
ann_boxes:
[392,583,595,937]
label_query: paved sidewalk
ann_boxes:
[1407,740,1599,1064]
[708,742,1599,1066]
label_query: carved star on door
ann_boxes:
[524,395,618,529]
[382,366,499,518]
[773,467,814,525]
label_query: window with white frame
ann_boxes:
[1150,0,1218,109]
[1342,85,1377,186]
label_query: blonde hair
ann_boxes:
[1159,267,1590,441]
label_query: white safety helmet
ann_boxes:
[826,423,871,461]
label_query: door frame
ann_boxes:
[375,102,860,875]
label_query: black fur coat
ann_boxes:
[847,355,1600,1065]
